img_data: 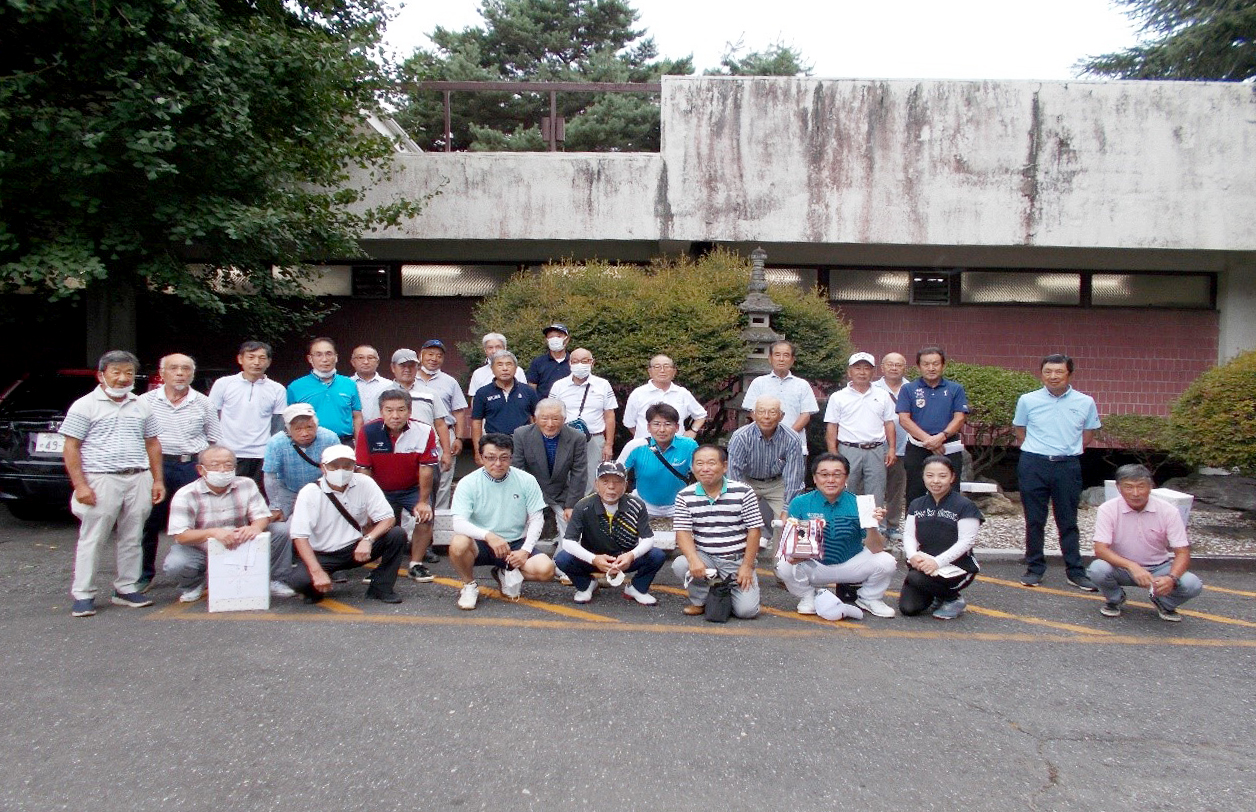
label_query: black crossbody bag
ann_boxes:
[565,384,592,438]
[291,441,322,469]
[650,441,693,485]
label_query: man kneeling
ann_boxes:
[555,461,665,605]
[448,434,555,610]
[288,445,407,604]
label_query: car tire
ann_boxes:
[4,500,54,521]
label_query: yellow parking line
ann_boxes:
[961,603,1114,636]
[431,576,620,623]
[318,598,364,615]
[1204,585,1256,599]
[150,599,197,618]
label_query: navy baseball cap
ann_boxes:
[421,339,446,351]
[542,323,569,335]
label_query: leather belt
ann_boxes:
[163,453,196,463]
[747,475,782,482]
[840,441,885,450]
[103,467,149,476]
[1023,451,1079,463]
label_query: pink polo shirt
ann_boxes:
[1093,495,1189,567]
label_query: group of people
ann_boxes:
[61,327,1203,625]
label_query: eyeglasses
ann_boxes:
[814,471,848,479]
[648,421,677,429]
[481,453,512,463]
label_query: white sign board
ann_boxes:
[207,533,271,613]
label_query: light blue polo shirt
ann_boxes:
[287,373,362,437]
[452,466,546,541]
[1013,386,1101,456]
[619,436,699,510]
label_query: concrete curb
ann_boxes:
[973,547,1255,573]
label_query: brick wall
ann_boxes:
[836,304,1218,416]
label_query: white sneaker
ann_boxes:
[855,597,897,618]
[796,590,817,615]
[500,567,524,599]
[269,580,296,599]
[554,568,573,586]
[623,585,657,605]
[457,582,479,610]
[573,581,597,604]
[178,583,205,603]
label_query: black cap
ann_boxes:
[542,323,569,336]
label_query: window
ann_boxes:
[1091,274,1212,308]
[961,272,1080,305]
[827,270,911,302]
[400,264,517,297]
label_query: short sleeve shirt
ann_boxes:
[549,374,619,434]
[672,478,763,558]
[1013,386,1101,457]
[564,492,654,556]
[209,373,287,459]
[352,375,395,424]
[896,377,970,437]
[416,370,469,425]
[286,373,362,437]
[526,353,571,399]
[60,388,159,472]
[472,382,539,436]
[355,418,439,492]
[622,382,706,440]
[619,436,698,511]
[823,384,896,443]
[140,388,221,455]
[289,475,394,553]
[787,489,866,567]
[1093,495,1188,568]
[451,467,547,541]
[262,426,340,493]
[167,477,269,536]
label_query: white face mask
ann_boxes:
[324,468,353,487]
[103,384,133,398]
[420,366,438,376]
[204,471,235,489]
[569,363,592,379]
[547,337,567,352]
[312,368,335,380]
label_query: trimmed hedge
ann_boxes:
[941,361,1040,476]
[1169,350,1256,474]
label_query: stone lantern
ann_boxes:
[738,247,783,391]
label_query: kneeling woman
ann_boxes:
[899,455,983,620]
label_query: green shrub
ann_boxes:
[1169,350,1256,474]
[1099,413,1174,476]
[942,361,1040,476]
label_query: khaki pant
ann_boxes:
[70,471,154,599]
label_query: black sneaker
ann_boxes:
[110,591,154,609]
[365,588,403,604]
[409,562,434,583]
[1019,571,1043,587]
[135,577,153,594]
[1153,598,1182,622]
[71,598,96,617]
[423,549,439,564]
[1067,573,1099,592]
[1099,594,1125,617]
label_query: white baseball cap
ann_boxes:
[320,444,356,464]
[847,352,876,367]
[281,403,316,425]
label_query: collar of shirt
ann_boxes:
[1118,497,1159,515]
[694,478,729,501]
[351,373,382,383]
[770,371,796,382]
[1041,385,1075,400]
[915,376,950,390]
[646,381,675,394]
[318,476,360,495]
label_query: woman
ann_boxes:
[899,455,983,619]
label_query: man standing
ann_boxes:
[873,352,909,541]
[618,404,698,517]
[62,351,164,617]
[1014,353,1101,591]
[549,346,618,493]
[1088,464,1203,621]
[555,461,665,605]
[466,332,527,399]
[727,396,806,536]
[209,340,287,486]
[349,345,392,424]
[774,453,897,618]
[389,347,453,473]
[447,434,555,610]
[511,398,588,539]
[897,346,969,505]
[740,340,819,452]
[287,337,362,444]
[526,323,572,398]
[470,351,538,462]
[670,446,763,619]
[287,445,407,604]
[262,403,339,521]
[825,353,897,519]
[356,390,439,583]
[622,354,706,440]
[138,353,221,592]
[415,339,468,509]
[162,446,296,603]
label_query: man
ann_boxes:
[470,351,538,462]
[622,354,706,440]
[209,340,287,485]
[61,351,165,617]
[262,403,339,521]
[774,453,897,618]
[286,337,362,444]
[825,353,897,522]
[740,340,819,454]
[897,346,969,505]
[670,446,763,619]
[415,339,469,509]
[511,398,588,539]
[872,352,909,541]
[448,434,555,610]
[287,445,407,604]
[137,353,221,592]
[389,347,454,474]
[356,390,439,582]
[549,346,618,493]
[555,461,666,605]
[1013,353,1102,590]
[1088,464,1203,621]
[526,323,571,398]
[727,396,806,538]
[466,332,527,399]
[162,446,296,603]
[618,404,698,517]
[349,345,392,424]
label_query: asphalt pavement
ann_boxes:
[1,505,1253,812]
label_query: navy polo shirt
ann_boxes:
[896,376,969,436]
[526,353,570,398]
[472,381,539,435]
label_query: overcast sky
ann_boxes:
[384,0,1143,82]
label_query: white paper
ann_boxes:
[943,440,965,456]
[855,494,878,529]
[933,564,966,579]
[207,533,271,613]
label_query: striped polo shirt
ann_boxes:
[60,388,159,472]
[140,388,221,456]
[672,478,763,558]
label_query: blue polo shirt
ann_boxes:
[472,381,539,435]
[1013,386,1101,457]
[620,436,698,509]
[526,353,571,398]
[896,376,969,436]
[787,489,866,566]
[287,373,361,437]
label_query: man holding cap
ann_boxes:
[527,323,572,398]
[897,346,969,505]
[389,347,453,471]
[416,339,469,509]
[287,444,407,604]
[262,403,339,521]
[286,337,362,444]
[824,352,897,517]
[555,461,665,605]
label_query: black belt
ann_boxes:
[163,453,196,463]
[1023,451,1079,463]
[100,467,149,476]
[840,441,884,450]
[747,475,782,483]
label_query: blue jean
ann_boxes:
[553,548,666,593]
[1018,452,1085,577]
[1087,558,1203,611]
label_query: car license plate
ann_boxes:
[33,433,65,454]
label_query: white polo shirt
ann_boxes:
[549,374,618,434]
[823,383,896,444]
[289,474,394,553]
[209,373,287,459]
[622,381,706,440]
[352,374,394,423]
